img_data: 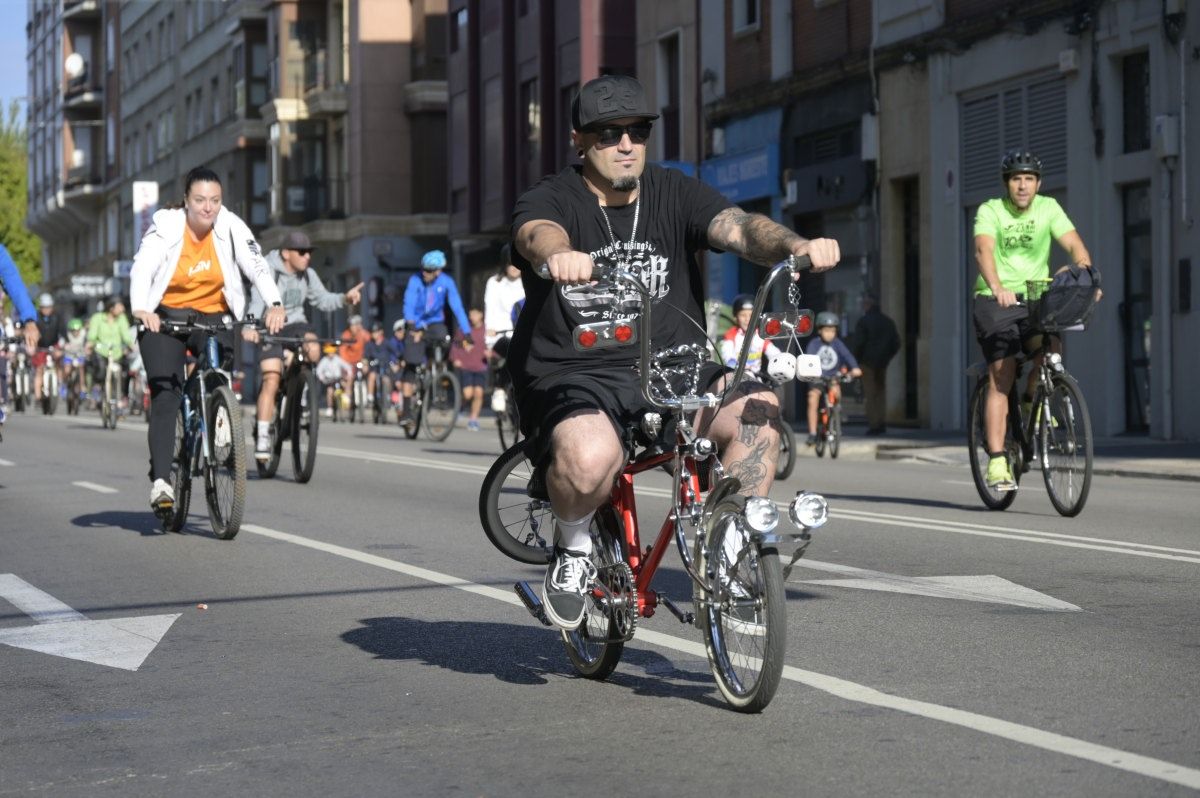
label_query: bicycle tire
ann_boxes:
[1040,372,1092,517]
[422,368,460,442]
[814,396,828,458]
[353,380,368,424]
[694,490,786,712]
[561,506,627,680]
[292,372,320,483]
[966,377,1018,511]
[42,372,58,415]
[829,404,841,459]
[775,423,796,480]
[204,385,246,540]
[496,405,520,452]
[479,442,553,564]
[401,388,422,439]
[164,409,192,533]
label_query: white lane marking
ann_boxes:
[834,509,1200,565]
[73,481,119,495]
[790,560,1081,611]
[240,523,1200,790]
[0,574,180,671]
[322,447,1200,565]
[943,480,977,486]
[0,458,15,466]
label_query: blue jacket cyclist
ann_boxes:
[402,250,471,338]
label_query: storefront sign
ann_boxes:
[701,144,779,203]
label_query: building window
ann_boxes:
[1122,51,1150,153]
[733,0,760,32]
[450,7,468,53]
[211,76,221,126]
[519,77,541,191]
[658,34,681,161]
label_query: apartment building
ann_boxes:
[27,0,447,336]
[446,0,636,305]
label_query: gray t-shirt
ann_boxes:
[247,250,345,325]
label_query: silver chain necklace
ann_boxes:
[596,178,641,269]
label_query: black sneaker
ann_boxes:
[805,434,817,447]
[542,547,596,629]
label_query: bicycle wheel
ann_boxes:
[292,372,320,484]
[694,490,786,712]
[402,388,422,439]
[479,442,553,564]
[497,403,521,452]
[561,506,628,680]
[422,368,460,442]
[829,404,841,459]
[967,377,1018,511]
[204,385,246,540]
[353,380,368,423]
[775,423,796,480]
[814,397,828,458]
[1040,372,1092,517]
[164,409,193,533]
[42,372,58,415]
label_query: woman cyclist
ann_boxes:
[129,166,284,515]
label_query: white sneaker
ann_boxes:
[150,478,175,511]
[255,434,272,461]
[322,407,333,418]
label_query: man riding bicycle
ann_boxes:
[244,230,363,460]
[973,149,1096,491]
[86,296,134,408]
[32,293,67,405]
[509,74,841,630]
[403,249,472,364]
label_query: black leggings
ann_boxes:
[139,308,232,482]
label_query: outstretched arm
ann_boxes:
[706,208,841,271]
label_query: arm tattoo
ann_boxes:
[707,208,804,265]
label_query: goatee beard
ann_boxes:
[612,175,638,192]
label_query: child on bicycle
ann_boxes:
[315,342,350,418]
[804,311,861,445]
[718,293,783,377]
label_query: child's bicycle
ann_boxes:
[804,369,855,459]
[479,256,828,712]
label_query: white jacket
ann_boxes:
[130,206,282,319]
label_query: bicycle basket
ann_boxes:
[1026,269,1100,332]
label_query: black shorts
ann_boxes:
[258,322,313,363]
[460,371,486,389]
[972,296,1056,363]
[515,361,727,469]
[400,364,423,383]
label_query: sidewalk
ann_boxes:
[854,427,1200,483]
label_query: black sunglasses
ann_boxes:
[588,122,652,148]
[293,248,313,256]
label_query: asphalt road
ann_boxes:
[1,408,1197,797]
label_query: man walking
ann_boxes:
[852,293,900,436]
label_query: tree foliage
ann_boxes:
[0,99,42,287]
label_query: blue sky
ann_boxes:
[0,0,28,120]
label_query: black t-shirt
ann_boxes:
[508,163,732,385]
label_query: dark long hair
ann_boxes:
[166,165,222,209]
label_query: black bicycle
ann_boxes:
[153,316,251,538]
[490,332,521,451]
[967,274,1099,516]
[401,335,460,442]
[255,335,324,483]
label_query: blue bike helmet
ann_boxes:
[421,250,447,271]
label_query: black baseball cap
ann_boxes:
[571,75,659,131]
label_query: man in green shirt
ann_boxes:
[87,296,134,408]
[972,150,1095,490]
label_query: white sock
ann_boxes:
[554,511,595,555]
[257,420,270,440]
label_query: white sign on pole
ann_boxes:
[132,181,159,244]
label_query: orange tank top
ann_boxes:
[161,227,229,313]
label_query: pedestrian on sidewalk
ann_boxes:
[852,292,900,436]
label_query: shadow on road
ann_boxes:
[342,616,722,706]
[72,509,166,537]
[821,492,988,513]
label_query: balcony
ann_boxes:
[62,0,100,20]
[303,50,346,118]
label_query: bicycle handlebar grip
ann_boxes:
[788,254,813,272]
[535,261,617,281]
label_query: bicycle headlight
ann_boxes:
[743,496,779,533]
[789,492,828,530]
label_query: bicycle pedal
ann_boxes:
[514,581,552,627]
[659,595,695,626]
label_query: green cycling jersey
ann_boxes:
[87,311,133,357]
[973,194,1075,296]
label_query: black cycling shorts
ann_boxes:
[258,322,314,363]
[515,361,728,470]
[972,296,1056,363]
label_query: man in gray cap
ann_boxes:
[245,231,363,463]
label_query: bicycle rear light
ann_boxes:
[744,496,779,533]
[571,320,639,352]
[789,492,828,530]
[764,318,783,337]
[796,311,814,336]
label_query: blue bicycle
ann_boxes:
[155,317,250,539]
